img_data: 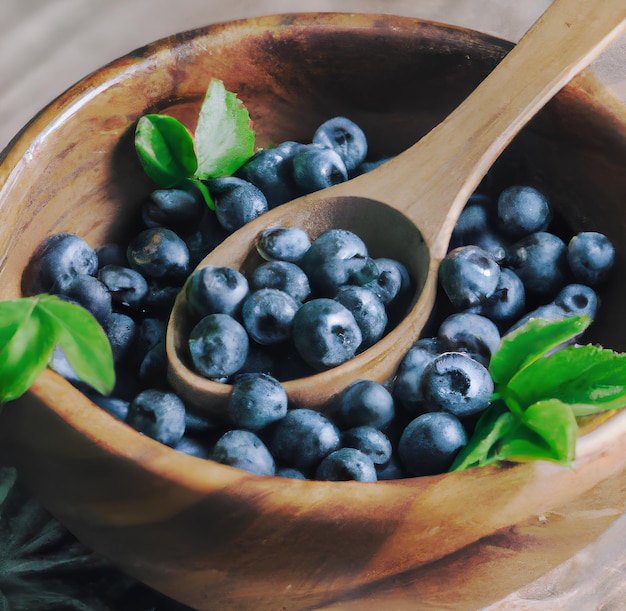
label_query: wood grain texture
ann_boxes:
[1,9,626,611]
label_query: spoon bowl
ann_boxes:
[167,0,626,416]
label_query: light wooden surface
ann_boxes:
[2,2,626,610]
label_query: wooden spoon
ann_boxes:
[167,0,626,417]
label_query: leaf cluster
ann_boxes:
[134,78,255,209]
[451,315,626,470]
[0,296,115,403]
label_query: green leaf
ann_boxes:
[185,177,215,210]
[195,79,255,178]
[135,114,198,187]
[37,296,115,396]
[489,315,591,387]
[0,299,57,402]
[449,401,514,471]
[506,343,626,414]
[507,399,577,464]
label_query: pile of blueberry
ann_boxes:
[21,115,615,482]
[184,226,410,381]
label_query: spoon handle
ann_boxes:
[348,0,626,257]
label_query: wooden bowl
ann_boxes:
[2,13,626,610]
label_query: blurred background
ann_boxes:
[8,0,626,152]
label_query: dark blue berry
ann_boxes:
[567,231,615,286]
[227,373,288,430]
[334,285,387,349]
[212,430,275,476]
[142,188,204,232]
[507,231,569,299]
[437,312,501,367]
[25,232,98,294]
[292,298,362,370]
[341,426,392,466]
[471,267,525,325]
[185,265,249,318]
[398,412,467,476]
[98,264,149,310]
[312,116,368,172]
[125,389,186,447]
[331,379,395,430]
[439,245,501,309]
[496,185,551,237]
[126,227,190,282]
[242,288,299,345]
[421,352,493,417]
[270,408,340,474]
[392,338,441,410]
[256,226,311,263]
[205,176,269,233]
[553,283,598,318]
[315,447,377,482]
[59,275,112,327]
[251,260,311,302]
[291,144,348,193]
[188,314,249,379]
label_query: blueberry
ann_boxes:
[496,185,551,237]
[174,436,212,459]
[507,231,569,299]
[227,373,288,430]
[251,261,311,302]
[553,283,598,318]
[236,344,275,376]
[88,394,129,422]
[330,379,395,430]
[365,257,411,305]
[471,267,525,325]
[334,285,387,349]
[212,430,275,476]
[98,264,149,310]
[184,209,229,268]
[312,116,368,172]
[242,288,299,345]
[452,194,492,242]
[439,245,501,309]
[126,227,190,282]
[437,312,501,367]
[125,389,186,447]
[466,227,510,265]
[235,142,304,208]
[276,467,307,480]
[206,176,269,233]
[59,275,113,327]
[398,412,467,476]
[300,229,372,295]
[392,338,442,410]
[341,426,392,466]
[421,352,493,417]
[133,318,166,366]
[185,265,249,318]
[138,338,168,388]
[24,232,98,294]
[352,156,393,177]
[315,448,377,482]
[270,408,341,473]
[375,455,409,480]
[142,188,204,232]
[256,226,311,262]
[291,144,348,193]
[106,312,137,364]
[567,231,615,286]
[292,298,362,370]
[142,283,181,319]
[188,313,249,379]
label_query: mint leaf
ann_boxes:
[489,315,591,386]
[506,343,626,414]
[195,79,255,178]
[0,296,115,403]
[135,114,198,187]
[450,400,514,470]
[497,399,578,464]
[37,296,115,396]
[0,299,57,402]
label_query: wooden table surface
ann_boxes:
[2,1,626,609]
